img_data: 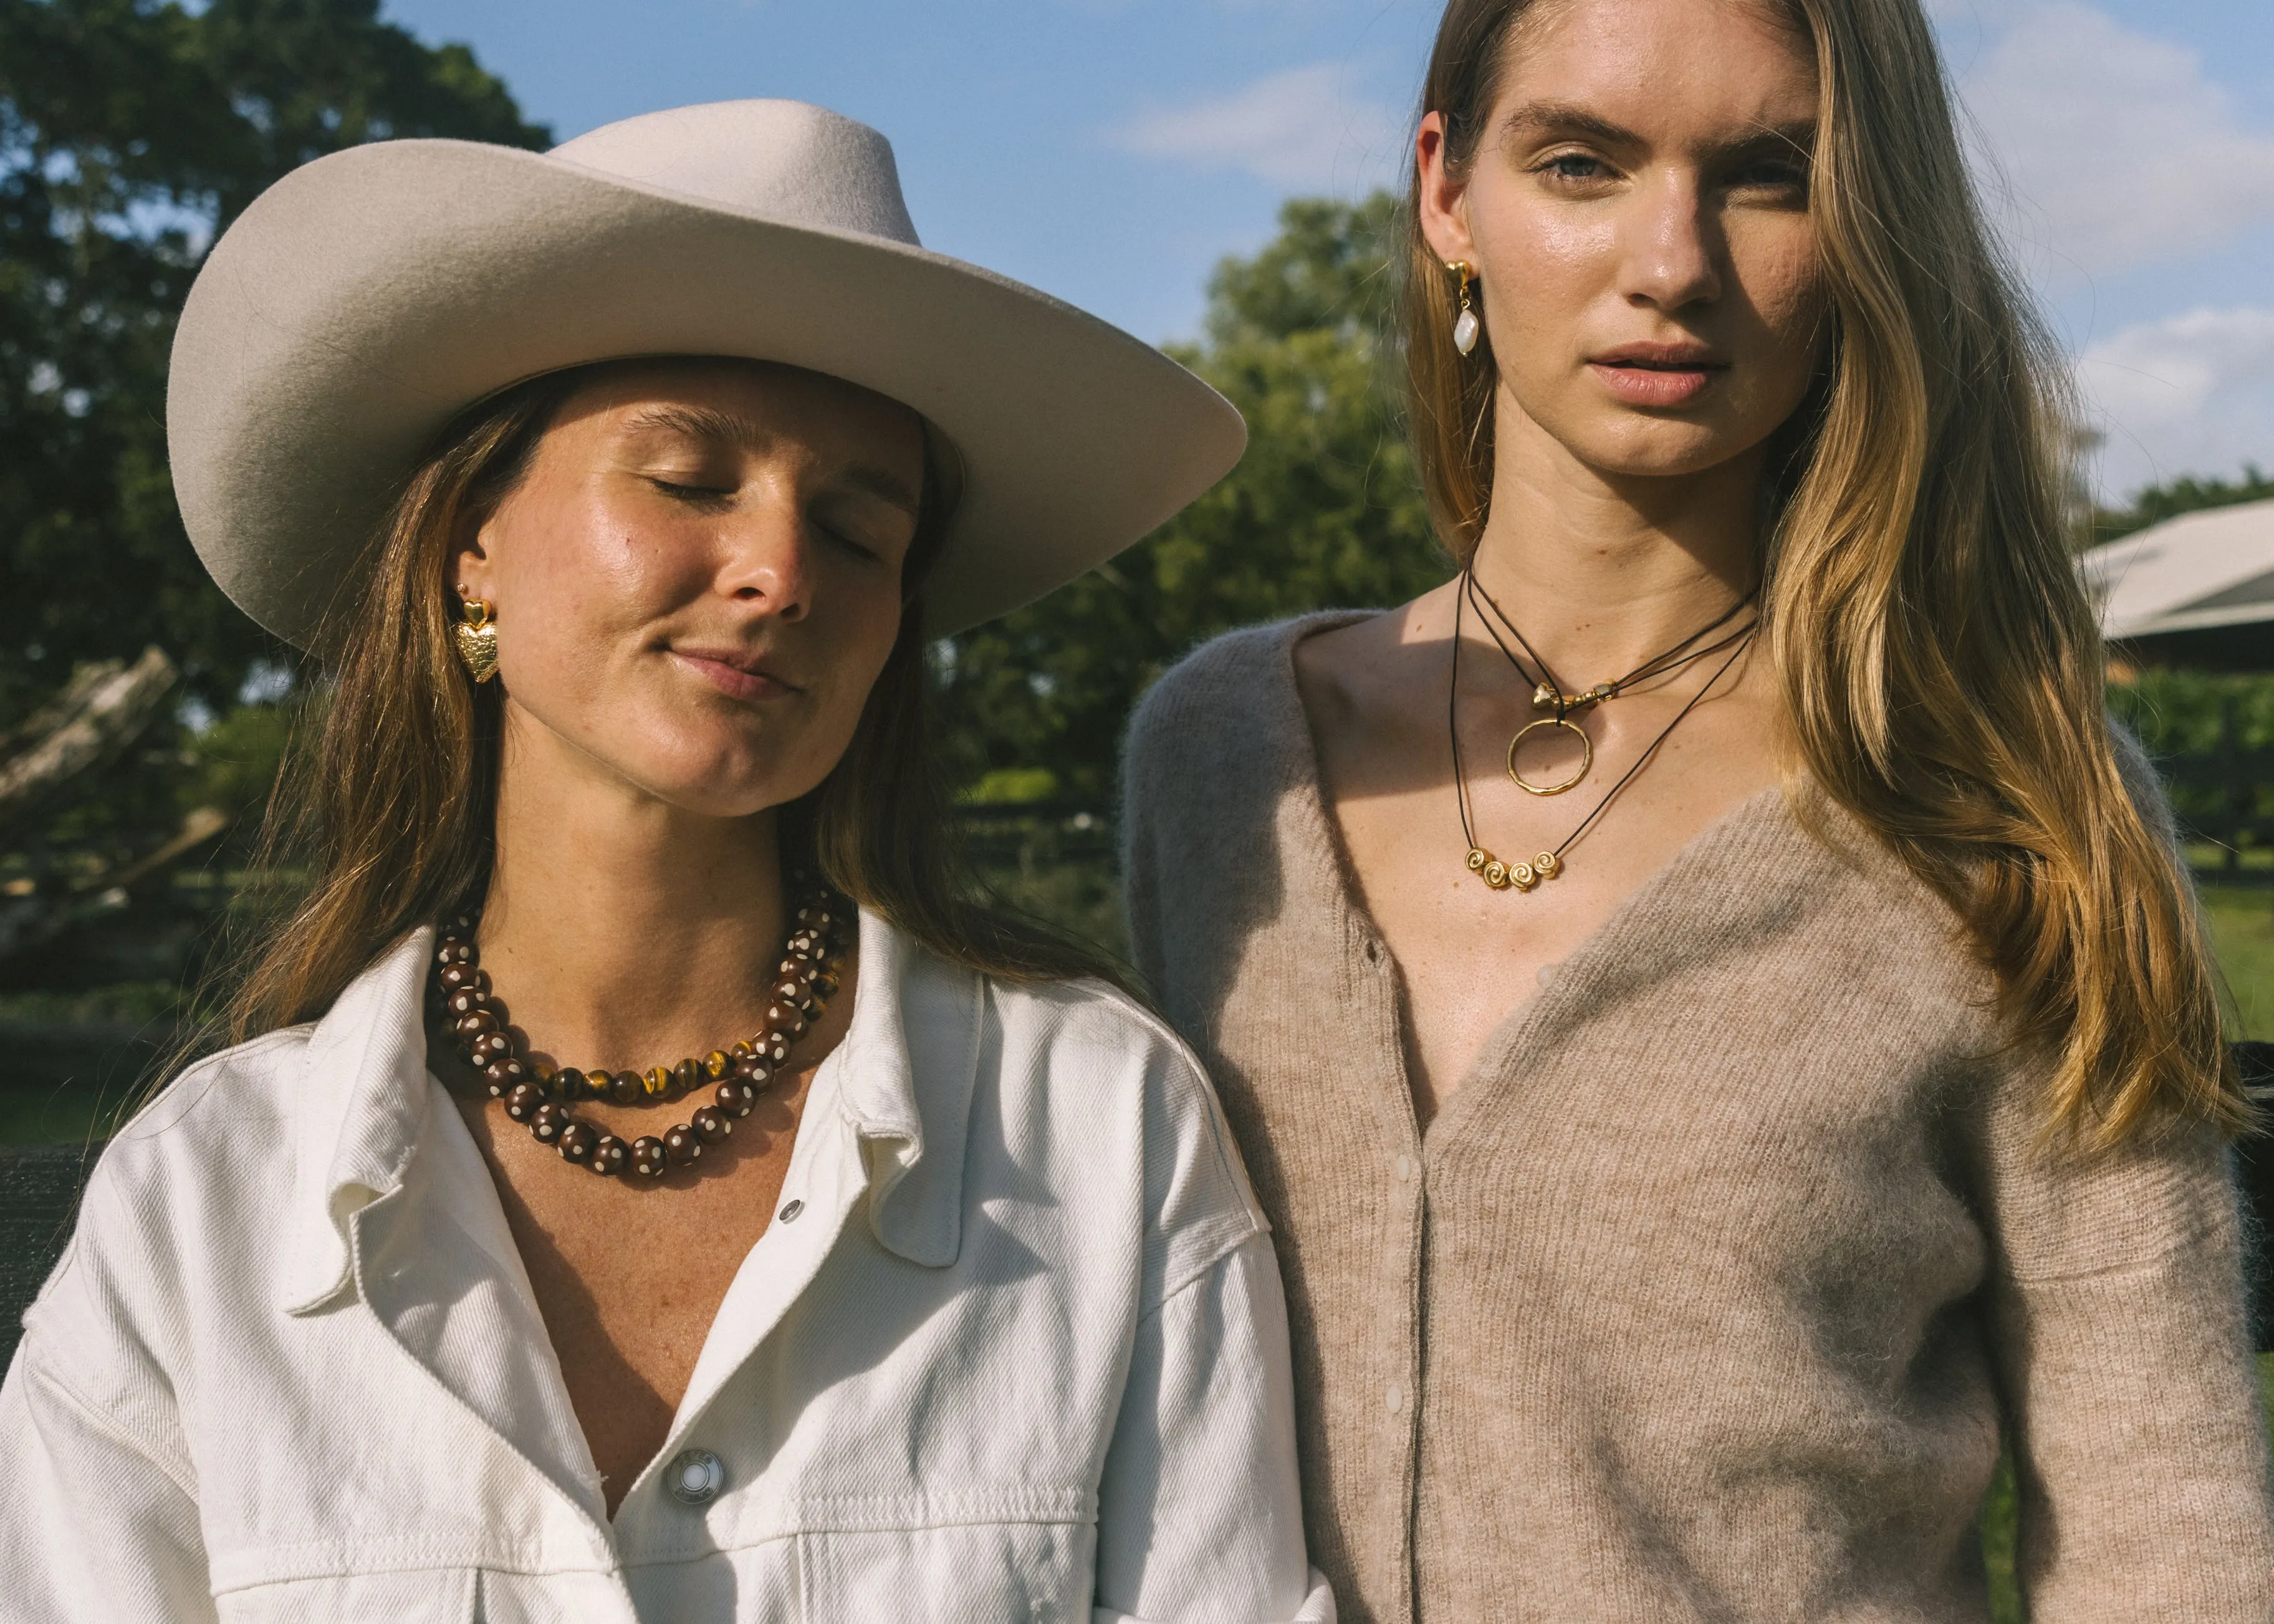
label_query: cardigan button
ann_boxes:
[666,1448,725,1505]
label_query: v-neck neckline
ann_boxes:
[1265,610,1805,1149]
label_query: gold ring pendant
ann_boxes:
[1506,717,1592,796]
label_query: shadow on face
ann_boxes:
[450,357,929,821]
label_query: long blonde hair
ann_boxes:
[223,362,1117,1045]
[1405,0,2246,1148]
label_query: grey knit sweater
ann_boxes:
[1121,613,2274,1624]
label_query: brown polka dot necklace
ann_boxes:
[431,879,851,1179]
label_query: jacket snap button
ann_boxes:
[666,1448,724,1505]
[778,1198,803,1223]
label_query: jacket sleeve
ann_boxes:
[1092,1230,1333,1623]
[0,1345,215,1621]
[1976,1083,2274,1619]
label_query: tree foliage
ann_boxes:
[0,0,546,726]
[935,194,1451,806]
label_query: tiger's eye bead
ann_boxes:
[530,1103,569,1143]
[557,1121,598,1164]
[483,1057,527,1097]
[643,1065,671,1099]
[702,1049,731,1080]
[662,1122,701,1163]
[454,1010,498,1040]
[730,1039,754,1059]
[553,1066,588,1100]
[671,1058,700,1093]
[813,973,841,999]
[610,1069,644,1105]
[471,1032,512,1066]
[589,1134,629,1176]
[690,1105,730,1145]
[505,1080,546,1121]
[713,1078,758,1118]
[630,1136,668,1177]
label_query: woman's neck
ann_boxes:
[1467,409,1765,682]
[469,711,794,1074]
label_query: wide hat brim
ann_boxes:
[167,138,1245,646]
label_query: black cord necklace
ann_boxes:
[1463,570,1757,795]
[1450,575,1756,893]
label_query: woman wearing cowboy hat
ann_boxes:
[0,100,1329,1623]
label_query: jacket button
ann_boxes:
[778,1198,804,1223]
[666,1448,725,1505]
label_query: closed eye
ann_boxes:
[649,477,735,505]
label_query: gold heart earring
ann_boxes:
[454,596,500,683]
[1446,260,1479,356]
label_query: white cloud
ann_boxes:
[1105,63,1402,191]
[2077,306,2274,497]
[1957,3,2274,278]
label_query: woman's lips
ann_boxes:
[1589,356,1727,408]
[671,650,797,702]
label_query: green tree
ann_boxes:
[0,0,541,1008]
[0,0,547,726]
[935,193,1450,807]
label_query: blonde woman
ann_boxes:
[0,102,1330,1622]
[1124,0,2274,1618]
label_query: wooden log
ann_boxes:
[0,646,178,835]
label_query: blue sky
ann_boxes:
[380,0,2274,500]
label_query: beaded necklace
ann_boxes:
[431,878,851,1180]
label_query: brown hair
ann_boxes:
[1405,0,2247,1148]
[222,361,1117,1044]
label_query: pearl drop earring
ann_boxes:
[1446,260,1480,356]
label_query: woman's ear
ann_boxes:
[1416,112,1478,267]
[448,511,498,609]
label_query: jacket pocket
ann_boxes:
[214,1567,478,1623]
[798,1522,1088,1623]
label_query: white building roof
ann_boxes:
[2082,498,2274,641]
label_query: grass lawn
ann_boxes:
[2201,883,2274,1039]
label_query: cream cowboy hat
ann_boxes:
[166,99,1245,646]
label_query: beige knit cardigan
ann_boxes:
[1121,613,2274,1624]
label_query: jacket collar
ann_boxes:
[823,906,984,1269]
[278,907,984,1314]
[280,927,439,1314]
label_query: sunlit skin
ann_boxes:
[433,357,925,1513]
[1294,0,1826,1121]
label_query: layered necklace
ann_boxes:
[431,872,851,1181]
[1450,570,1757,893]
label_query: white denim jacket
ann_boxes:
[0,911,1332,1623]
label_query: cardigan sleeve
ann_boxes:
[1975,1085,2274,1619]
